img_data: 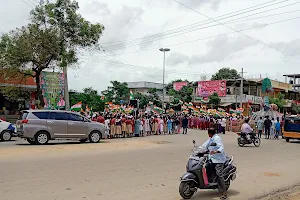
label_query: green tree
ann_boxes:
[292,103,300,114]
[211,68,240,80]
[208,92,221,108]
[269,92,286,111]
[0,25,61,107]
[0,0,105,107]
[101,81,129,104]
[70,87,105,111]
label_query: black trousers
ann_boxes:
[265,127,270,139]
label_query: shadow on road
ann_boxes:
[191,189,240,200]
[0,139,18,142]
[16,140,110,146]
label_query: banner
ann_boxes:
[197,80,226,97]
[173,82,187,91]
[40,72,65,109]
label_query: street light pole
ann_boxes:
[159,48,170,108]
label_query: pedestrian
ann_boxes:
[115,116,122,138]
[221,117,226,134]
[104,116,110,139]
[144,116,151,136]
[256,117,264,138]
[139,117,144,136]
[167,117,172,134]
[126,116,133,138]
[159,116,164,135]
[182,115,188,134]
[110,115,116,139]
[121,115,127,138]
[270,117,276,140]
[264,116,272,139]
[134,117,141,137]
[275,117,281,139]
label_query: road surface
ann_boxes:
[1,130,300,200]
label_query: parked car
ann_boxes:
[17,110,106,145]
[0,119,16,141]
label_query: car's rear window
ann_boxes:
[32,112,49,119]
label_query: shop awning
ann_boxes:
[219,103,232,107]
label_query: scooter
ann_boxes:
[237,132,261,147]
[179,140,237,199]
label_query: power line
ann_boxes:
[103,0,294,50]
[20,0,34,8]
[102,0,282,46]
[173,0,300,60]
[112,16,300,56]
[106,4,300,52]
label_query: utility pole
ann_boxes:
[240,68,246,108]
[63,67,70,110]
[159,48,170,107]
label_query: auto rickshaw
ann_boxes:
[283,116,300,142]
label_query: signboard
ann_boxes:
[40,72,65,109]
[197,80,226,97]
[173,82,187,91]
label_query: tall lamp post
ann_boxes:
[159,48,170,107]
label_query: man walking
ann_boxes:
[256,117,264,138]
[264,116,272,139]
[221,117,226,134]
[182,115,188,134]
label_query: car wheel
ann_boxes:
[26,138,36,145]
[0,130,12,141]
[89,131,101,143]
[35,131,50,145]
[286,138,290,142]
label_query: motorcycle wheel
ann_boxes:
[237,138,245,147]
[179,182,195,199]
[253,137,261,147]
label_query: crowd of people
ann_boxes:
[255,116,281,139]
[86,112,231,139]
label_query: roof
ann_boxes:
[283,74,300,78]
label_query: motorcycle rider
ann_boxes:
[202,128,227,199]
[241,118,254,142]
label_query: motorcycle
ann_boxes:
[237,132,261,147]
[179,140,237,199]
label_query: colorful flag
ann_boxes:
[70,102,82,112]
[130,90,134,100]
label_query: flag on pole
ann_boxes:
[130,90,134,100]
[70,102,82,112]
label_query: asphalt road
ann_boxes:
[1,130,300,200]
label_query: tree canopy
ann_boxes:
[269,92,286,111]
[211,68,240,80]
[0,0,104,108]
[70,87,105,112]
[101,81,130,104]
[208,93,221,108]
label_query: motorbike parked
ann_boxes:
[237,132,261,147]
[179,140,237,199]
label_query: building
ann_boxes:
[283,74,300,91]
[126,81,171,102]
[191,78,297,114]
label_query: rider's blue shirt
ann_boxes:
[202,134,226,164]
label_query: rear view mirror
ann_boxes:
[192,140,195,144]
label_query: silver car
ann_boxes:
[17,110,105,145]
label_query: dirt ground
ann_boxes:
[1,130,300,200]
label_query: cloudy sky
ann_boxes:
[1,0,300,92]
